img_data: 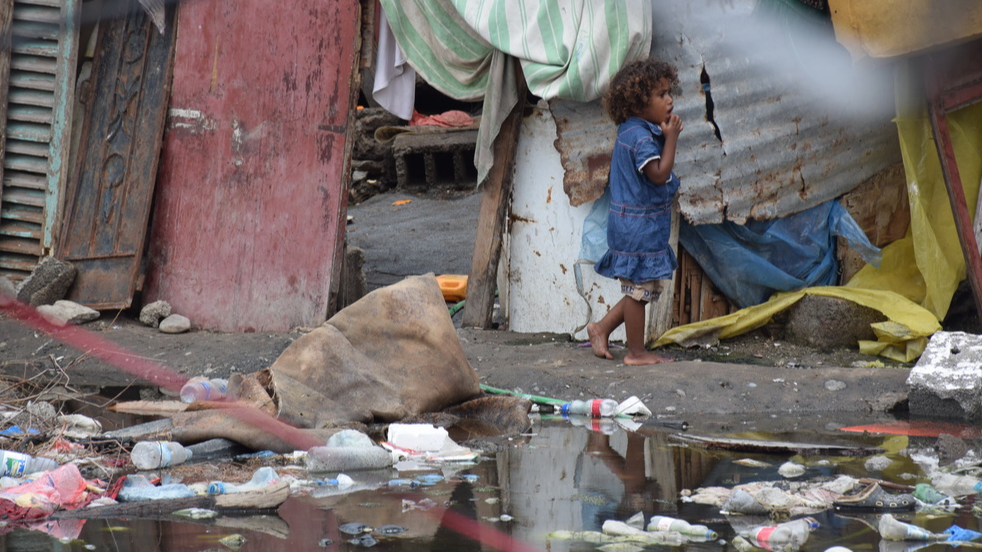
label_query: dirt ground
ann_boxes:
[0,189,978,421]
[0,295,915,424]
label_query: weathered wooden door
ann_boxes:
[144,1,360,332]
[56,0,176,308]
[0,0,79,282]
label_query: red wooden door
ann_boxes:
[145,0,359,332]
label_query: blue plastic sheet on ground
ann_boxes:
[0,426,40,436]
[679,200,881,308]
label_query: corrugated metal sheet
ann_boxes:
[556,0,902,225]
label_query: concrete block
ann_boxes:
[393,130,478,190]
[16,257,77,306]
[908,331,982,420]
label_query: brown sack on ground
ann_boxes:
[265,274,482,428]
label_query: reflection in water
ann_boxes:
[0,417,978,552]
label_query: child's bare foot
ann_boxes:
[623,350,673,366]
[586,323,613,359]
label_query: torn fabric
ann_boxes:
[377,0,651,186]
[372,10,416,120]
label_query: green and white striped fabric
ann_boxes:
[379,0,651,185]
[454,1,651,102]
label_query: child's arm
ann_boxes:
[642,114,683,185]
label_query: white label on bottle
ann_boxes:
[654,518,674,532]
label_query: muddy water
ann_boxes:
[3,414,980,552]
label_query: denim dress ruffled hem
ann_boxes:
[594,116,680,284]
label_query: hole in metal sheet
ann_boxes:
[700,65,723,143]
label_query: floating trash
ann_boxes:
[218,534,246,550]
[778,461,806,478]
[340,522,373,535]
[375,525,407,535]
[172,508,218,520]
[415,474,444,486]
[734,458,771,468]
[318,538,333,547]
[349,534,378,547]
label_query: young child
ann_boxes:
[587,59,682,366]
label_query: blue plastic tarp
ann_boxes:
[679,200,881,308]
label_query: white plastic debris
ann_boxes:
[778,461,806,478]
[615,396,652,417]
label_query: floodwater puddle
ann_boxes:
[2,413,980,552]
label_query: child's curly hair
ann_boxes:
[603,59,679,124]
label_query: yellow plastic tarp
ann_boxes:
[847,74,981,321]
[653,286,940,363]
[828,0,981,62]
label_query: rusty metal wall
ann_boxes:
[144,1,360,332]
[556,0,902,225]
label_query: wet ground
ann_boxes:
[2,413,979,551]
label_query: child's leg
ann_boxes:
[586,297,628,359]
[622,296,672,366]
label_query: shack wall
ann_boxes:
[143,1,359,332]
[505,0,902,338]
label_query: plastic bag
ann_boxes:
[573,186,612,333]
[679,199,881,308]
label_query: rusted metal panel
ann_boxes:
[556,0,902,225]
[924,41,982,319]
[145,0,359,332]
[56,0,176,308]
[0,0,79,281]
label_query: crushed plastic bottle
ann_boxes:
[878,514,945,541]
[648,515,718,539]
[930,473,982,497]
[207,466,280,494]
[119,474,196,501]
[742,517,819,549]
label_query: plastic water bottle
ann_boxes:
[130,441,193,470]
[561,399,618,417]
[601,520,685,545]
[648,515,718,539]
[306,446,394,472]
[0,450,58,477]
[743,517,818,548]
[878,513,944,541]
[931,473,982,497]
[179,377,228,403]
[207,466,280,494]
